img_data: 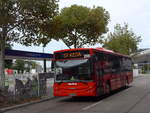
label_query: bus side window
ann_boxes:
[111,55,116,73]
[126,58,132,72]
[112,56,120,73]
[99,53,104,76]
[103,54,111,74]
[122,58,126,72]
[95,52,104,76]
[122,58,132,72]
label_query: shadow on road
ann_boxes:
[59,86,132,103]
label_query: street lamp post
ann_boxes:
[43,46,47,73]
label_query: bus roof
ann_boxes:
[54,48,130,58]
[54,48,90,53]
[94,48,130,58]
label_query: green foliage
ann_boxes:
[46,5,110,48]
[13,60,39,73]
[0,0,58,46]
[103,23,141,55]
[13,60,25,73]
[5,60,12,69]
[0,0,58,87]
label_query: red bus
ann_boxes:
[53,48,133,97]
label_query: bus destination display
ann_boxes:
[55,50,90,59]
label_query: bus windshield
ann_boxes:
[54,59,92,82]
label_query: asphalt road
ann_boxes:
[4,75,150,113]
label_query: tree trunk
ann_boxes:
[0,27,6,89]
[74,41,77,48]
[74,31,77,48]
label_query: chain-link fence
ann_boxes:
[3,72,54,103]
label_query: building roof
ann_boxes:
[132,48,150,63]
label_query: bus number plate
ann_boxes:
[70,93,76,96]
[68,83,77,85]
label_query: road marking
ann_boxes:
[82,101,103,110]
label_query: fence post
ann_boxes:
[37,74,40,97]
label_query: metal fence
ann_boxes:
[3,72,54,103]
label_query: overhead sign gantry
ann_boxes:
[5,49,53,60]
[5,49,53,72]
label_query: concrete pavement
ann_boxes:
[3,75,150,113]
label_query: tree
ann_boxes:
[5,43,13,69]
[13,60,40,73]
[46,5,110,48]
[24,61,39,72]
[13,60,25,73]
[103,24,141,55]
[0,0,58,88]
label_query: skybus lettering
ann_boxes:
[63,52,82,58]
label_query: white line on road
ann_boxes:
[82,101,103,110]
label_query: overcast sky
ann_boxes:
[13,0,150,54]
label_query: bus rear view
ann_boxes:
[53,49,96,96]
